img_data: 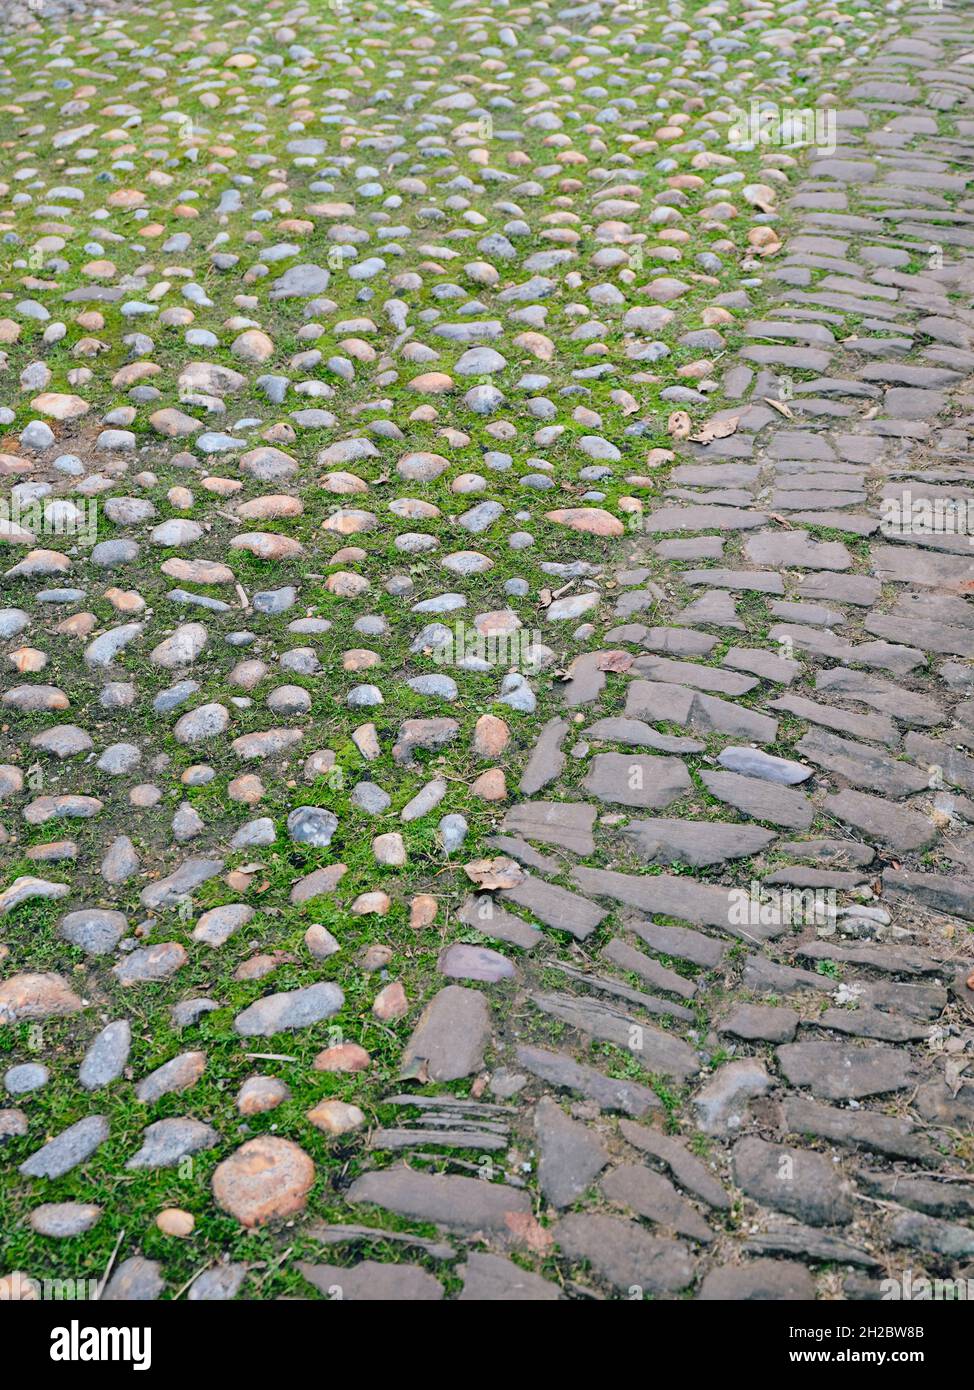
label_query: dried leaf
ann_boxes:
[945,1057,970,1098]
[764,396,794,419]
[690,414,739,444]
[463,857,524,891]
[504,1210,554,1255]
[596,650,634,673]
[667,410,692,440]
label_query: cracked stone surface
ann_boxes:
[0,0,972,1305]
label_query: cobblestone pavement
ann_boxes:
[1,0,973,1302]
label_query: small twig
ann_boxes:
[95,1226,125,1301]
[251,1245,292,1293]
[174,1264,209,1301]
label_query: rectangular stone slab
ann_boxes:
[500,800,597,855]
[516,1044,658,1117]
[499,872,606,940]
[346,1168,531,1234]
[573,865,786,941]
